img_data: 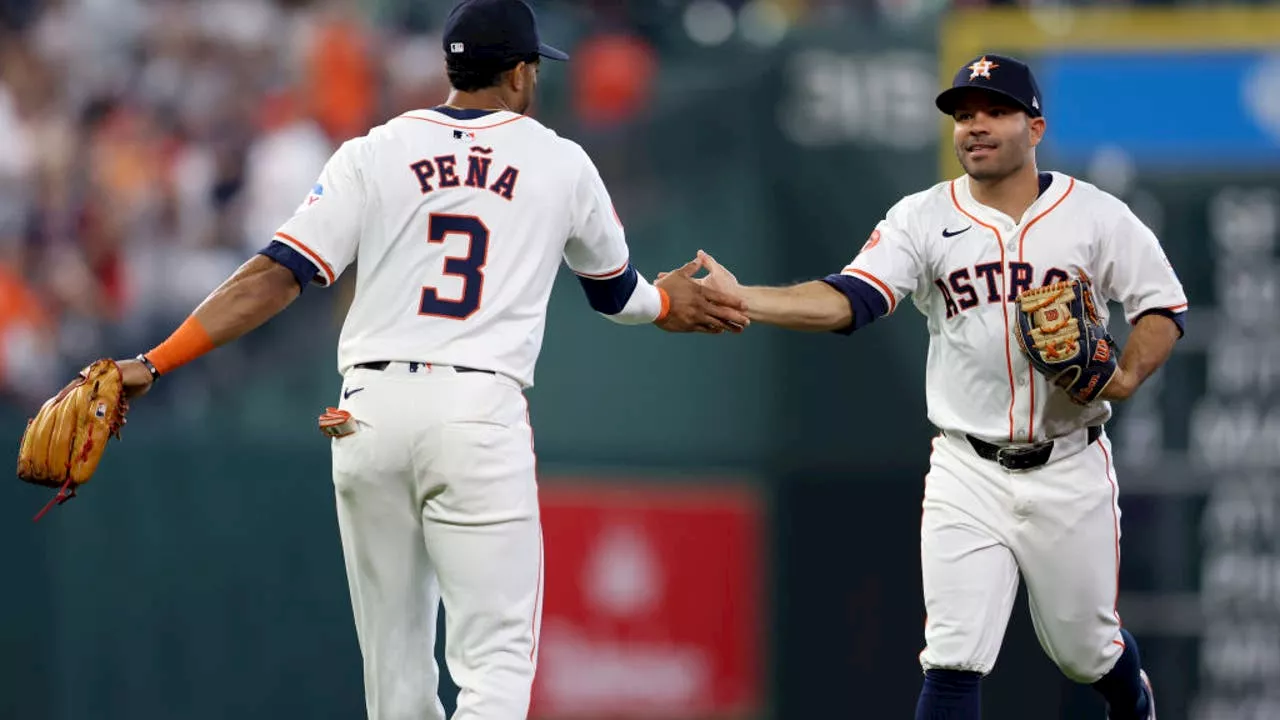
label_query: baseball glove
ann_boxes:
[17,359,128,520]
[1014,277,1118,405]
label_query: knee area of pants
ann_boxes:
[1057,655,1114,684]
[1045,633,1121,683]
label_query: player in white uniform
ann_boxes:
[110,1,750,718]
[695,55,1184,719]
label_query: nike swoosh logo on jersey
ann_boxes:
[942,225,972,238]
[343,387,365,399]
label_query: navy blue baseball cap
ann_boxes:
[443,0,569,64]
[935,54,1042,118]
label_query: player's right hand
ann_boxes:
[695,250,741,296]
[654,256,750,333]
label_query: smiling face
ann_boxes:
[950,89,1046,182]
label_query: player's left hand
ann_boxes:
[654,256,750,333]
[116,358,155,398]
[1014,277,1119,405]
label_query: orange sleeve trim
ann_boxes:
[845,268,898,314]
[146,315,216,376]
[274,232,335,285]
[1130,303,1189,325]
[655,287,671,323]
[575,260,630,279]
[1016,180,1075,442]
[949,181,1005,241]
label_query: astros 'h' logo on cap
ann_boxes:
[968,56,999,80]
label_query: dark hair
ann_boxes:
[446,53,540,92]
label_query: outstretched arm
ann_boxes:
[733,282,852,332]
[189,255,303,345]
[696,251,855,332]
[119,136,369,396]
[118,255,303,396]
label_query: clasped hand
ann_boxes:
[654,250,747,334]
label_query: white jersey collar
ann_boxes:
[399,108,526,130]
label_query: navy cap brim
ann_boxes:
[936,86,1039,117]
[539,42,569,61]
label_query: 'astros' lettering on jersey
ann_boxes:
[269,107,648,387]
[839,172,1187,443]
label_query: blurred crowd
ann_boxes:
[0,0,456,408]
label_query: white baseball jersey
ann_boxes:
[270,107,660,387]
[834,171,1187,443]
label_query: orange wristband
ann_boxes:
[145,316,216,375]
[654,287,671,323]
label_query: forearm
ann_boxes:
[192,255,302,345]
[1101,314,1180,401]
[578,266,666,325]
[741,281,852,332]
[145,256,301,376]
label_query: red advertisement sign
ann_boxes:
[531,481,765,719]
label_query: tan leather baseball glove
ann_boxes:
[17,359,129,519]
[1014,277,1119,405]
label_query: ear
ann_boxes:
[507,61,530,93]
[1028,116,1047,147]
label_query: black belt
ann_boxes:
[966,425,1102,471]
[355,361,494,375]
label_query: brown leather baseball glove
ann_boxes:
[17,359,129,520]
[1014,277,1119,405]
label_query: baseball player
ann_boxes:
[695,55,1184,719]
[106,1,750,718]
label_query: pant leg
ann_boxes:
[1013,434,1125,683]
[333,384,447,720]
[418,378,542,720]
[919,436,1022,676]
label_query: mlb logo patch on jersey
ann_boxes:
[454,129,476,142]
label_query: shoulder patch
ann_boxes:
[296,183,324,212]
[861,229,882,252]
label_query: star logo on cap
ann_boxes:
[968,56,999,80]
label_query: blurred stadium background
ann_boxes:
[1,0,1278,718]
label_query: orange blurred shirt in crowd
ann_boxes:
[306,18,375,141]
[0,263,54,389]
[571,32,657,128]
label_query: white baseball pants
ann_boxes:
[918,429,1126,683]
[331,363,543,719]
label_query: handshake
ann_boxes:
[653,250,749,334]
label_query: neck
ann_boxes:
[969,162,1040,220]
[444,89,515,113]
